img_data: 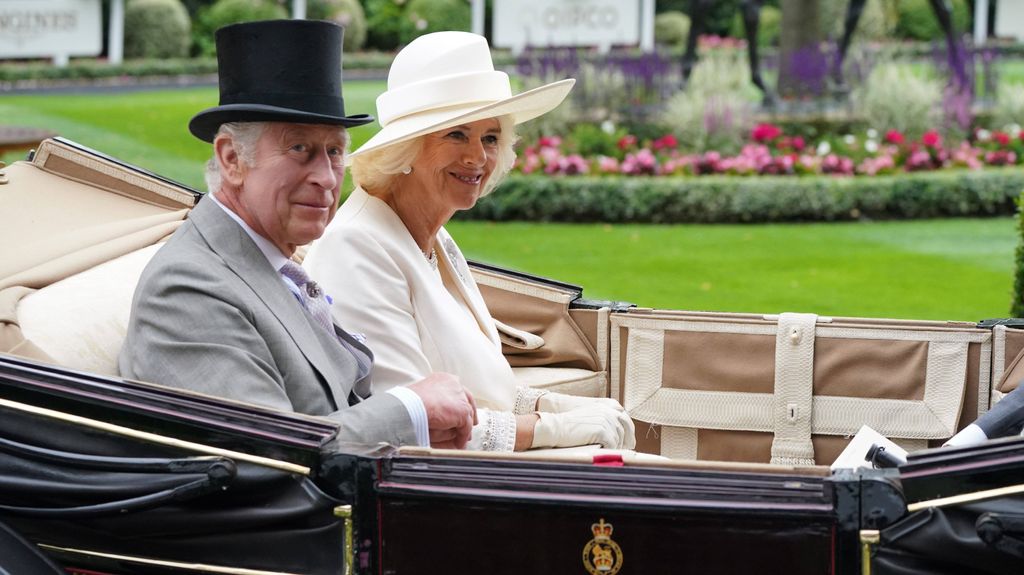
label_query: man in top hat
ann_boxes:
[120,19,477,449]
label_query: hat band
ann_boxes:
[220,91,346,117]
[376,70,511,128]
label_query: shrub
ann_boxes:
[654,11,690,48]
[728,5,781,47]
[124,0,191,59]
[308,0,367,51]
[404,0,471,42]
[658,50,758,154]
[854,62,942,139]
[895,0,969,41]
[992,83,1024,133]
[462,168,1024,224]
[820,0,896,42]
[193,0,287,56]
[364,0,412,51]
[1014,192,1024,318]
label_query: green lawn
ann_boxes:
[449,218,1017,322]
[1,85,1019,321]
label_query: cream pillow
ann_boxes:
[18,243,164,376]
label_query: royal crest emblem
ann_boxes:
[582,518,623,574]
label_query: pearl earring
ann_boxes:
[401,166,413,175]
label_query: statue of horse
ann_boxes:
[833,0,968,93]
[681,0,774,105]
[682,0,968,107]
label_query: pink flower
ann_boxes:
[984,150,1018,166]
[652,134,678,150]
[994,131,1011,147]
[884,130,905,145]
[617,135,638,151]
[538,136,562,148]
[620,148,658,175]
[597,155,620,174]
[751,123,782,143]
[921,130,942,148]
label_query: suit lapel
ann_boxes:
[188,198,348,409]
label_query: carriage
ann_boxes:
[1,137,1022,574]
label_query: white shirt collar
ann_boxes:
[208,192,291,272]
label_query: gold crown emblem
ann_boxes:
[591,519,613,541]
[583,518,622,575]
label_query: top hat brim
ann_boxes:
[349,79,574,161]
[189,103,375,143]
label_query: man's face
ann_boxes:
[228,123,346,255]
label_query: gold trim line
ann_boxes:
[38,544,300,575]
[334,505,354,575]
[859,529,879,575]
[906,482,1024,512]
[0,397,309,475]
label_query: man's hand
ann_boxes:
[409,373,477,449]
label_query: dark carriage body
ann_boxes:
[1,138,1023,574]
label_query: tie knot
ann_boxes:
[280,261,323,299]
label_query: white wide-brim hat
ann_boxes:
[349,31,574,159]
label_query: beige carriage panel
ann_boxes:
[613,311,992,465]
[992,325,1024,395]
[472,266,601,372]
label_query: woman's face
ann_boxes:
[409,117,500,213]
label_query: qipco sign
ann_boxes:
[493,0,640,51]
[0,0,102,63]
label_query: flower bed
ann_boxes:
[516,123,1024,178]
[468,168,1024,224]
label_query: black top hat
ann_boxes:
[188,19,374,142]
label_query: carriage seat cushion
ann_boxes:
[512,366,607,398]
[18,243,164,376]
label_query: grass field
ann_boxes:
[1,85,1019,321]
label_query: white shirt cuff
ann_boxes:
[386,386,430,447]
[943,423,989,447]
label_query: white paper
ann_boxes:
[831,425,909,471]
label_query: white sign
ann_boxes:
[0,0,102,63]
[493,0,641,52]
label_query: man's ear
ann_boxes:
[214,136,245,187]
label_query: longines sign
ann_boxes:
[492,0,640,50]
[0,0,102,60]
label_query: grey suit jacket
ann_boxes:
[119,197,417,446]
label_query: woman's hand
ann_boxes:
[530,405,636,449]
[537,392,626,414]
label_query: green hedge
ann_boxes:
[1012,191,1024,318]
[462,169,1024,224]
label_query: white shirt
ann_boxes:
[208,193,429,445]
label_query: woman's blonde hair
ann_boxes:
[352,115,517,198]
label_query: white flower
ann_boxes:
[865,140,879,153]
[1007,124,1022,138]
[816,141,831,156]
[843,134,856,145]
[866,128,878,139]
[415,18,428,30]
[601,120,615,135]
[977,129,991,142]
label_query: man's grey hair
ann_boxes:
[203,122,350,194]
[351,115,517,198]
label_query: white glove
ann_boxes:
[531,405,636,449]
[537,392,626,414]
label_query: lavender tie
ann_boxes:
[280,261,336,336]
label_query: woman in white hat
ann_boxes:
[304,32,635,452]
